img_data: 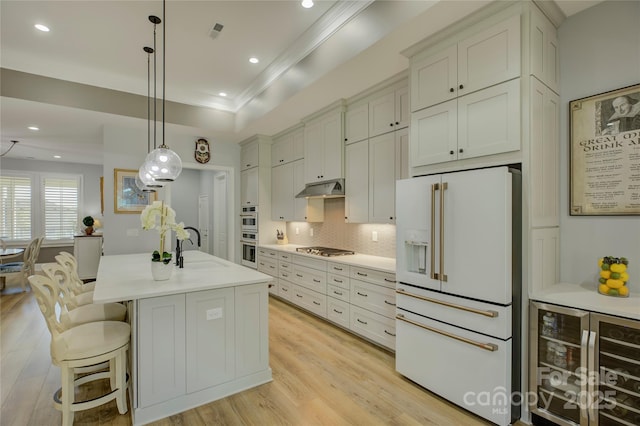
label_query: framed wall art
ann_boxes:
[570,83,640,215]
[114,168,157,214]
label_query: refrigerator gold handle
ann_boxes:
[396,313,498,352]
[430,183,438,280]
[579,330,589,424]
[587,330,597,421]
[440,182,448,282]
[396,288,498,318]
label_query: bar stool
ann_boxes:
[40,263,126,328]
[56,251,96,292]
[28,274,130,426]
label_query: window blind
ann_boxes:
[0,175,32,240]
[42,176,79,240]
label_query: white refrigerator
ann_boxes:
[395,166,521,426]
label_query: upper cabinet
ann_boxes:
[303,102,345,184]
[410,14,521,113]
[241,141,259,171]
[344,103,369,145]
[369,83,409,138]
[271,125,304,167]
[530,6,559,94]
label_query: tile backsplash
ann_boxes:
[285,198,396,259]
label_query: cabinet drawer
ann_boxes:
[257,257,277,277]
[327,298,350,329]
[327,284,349,302]
[293,254,327,271]
[350,266,396,288]
[350,279,396,319]
[257,248,278,259]
[292,264,327,294]
[350,305,396,350]
[278,260,292,272]
[278,280,293,302]
[278,269,294,283]
[278,251,294,262]
[327,273,349,290]
[327,262,349,276]
[291,285,326,318]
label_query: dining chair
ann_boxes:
[40,263,127,329]
[28,274,130,426]
[0,236,43,291]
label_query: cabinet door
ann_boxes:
[345,140,369,223]
[138,294,186,408]
[271,163,293,221]
[304,118,325,183]
[369,90,396,137]
[369,133,396,224]
[241,168,258,206]
[292,159,307,221]
[395,128,409,180]
[345,103,369,144]
[241,141,259,171]
[410,99,457,167]
[321,112,344,182]
[530,7,559,94]
[186,288,235,393]
[457,14,520,97]
[292,128,305,162]
[411,44,457,112]
[530,77,560,227]
[457,79,520,160]
[395,85,410,129]
[235,283,269,377]
[271,134,291,167]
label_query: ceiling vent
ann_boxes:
[209,23,224,40]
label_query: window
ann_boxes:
[0,171,82,243]
[0,175,32,240]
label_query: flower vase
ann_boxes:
[151,261,173,281]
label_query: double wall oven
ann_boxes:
[240,206,258,268]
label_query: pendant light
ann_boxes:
[142,0,182,182]
[138,44,162,192]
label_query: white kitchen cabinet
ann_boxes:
[369,84,409,138]
[350,279,396,319]
[293,159,324,222]
[138,294,187,408]
[271,163,294,221]
[369,132,397,224]
[410,79,520,167]
[344,140,369,223]
[303,104,345,184]
[344,102,369,145]
[185,288,235,393]
[350,305,396,350]
[240,167,258,206]
[395,127,409,180]
[530,6,559,94]
[530,77,560,228]
[410,14,521,112]
[73,235,102,280]
[241,141,259,171]
[235,283,269,377]
[271,125,304,167]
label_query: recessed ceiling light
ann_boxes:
[28,126,39,131]
[219,92,227,97]
[249,57,259,64]
[53,155,61,159]
[301,0,314,8]
[35,24,50,32]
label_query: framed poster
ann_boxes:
[114,168,157,214]
[570,83,640,215]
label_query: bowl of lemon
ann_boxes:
[598,257,630,297]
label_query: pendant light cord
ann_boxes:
[147,49,151,154]
[161,0,166,149]
[153,21,158,150]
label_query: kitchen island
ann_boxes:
[93,251,273,425]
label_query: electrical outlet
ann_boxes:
[372,231,378,242]
[310,228,314,237]
[295,227,299,235]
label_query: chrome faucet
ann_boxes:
[176,226,202,268]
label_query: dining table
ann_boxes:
[0,247,25,289]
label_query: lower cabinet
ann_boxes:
[137,284,269,408]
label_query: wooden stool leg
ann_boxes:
[61,365,75,426]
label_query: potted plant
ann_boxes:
[82,216,95,235]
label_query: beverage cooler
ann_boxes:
[530,302,640,426]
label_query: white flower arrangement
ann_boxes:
[141,201,189,264]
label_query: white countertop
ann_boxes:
[259,244,396,273]
[93,251,272,304]
[531,282,640,320]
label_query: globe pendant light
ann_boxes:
[143,0,182,182]
[138,44,162,192]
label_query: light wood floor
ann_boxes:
[1,285,496,425]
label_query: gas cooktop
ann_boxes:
[296,246,355,257]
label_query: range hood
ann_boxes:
[295,178,345,199]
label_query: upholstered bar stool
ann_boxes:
[57,251,96,292]
[28,274,130,426]
[40,263,126,328]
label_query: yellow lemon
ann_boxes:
[618,286,629,297]
[606,279,624,289]
[610,263,626,273]
[599,284,610,294]
[598,258,604,268]
[620,272,629,282]
[600,270,611,279]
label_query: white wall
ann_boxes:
[558,0,640,289]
